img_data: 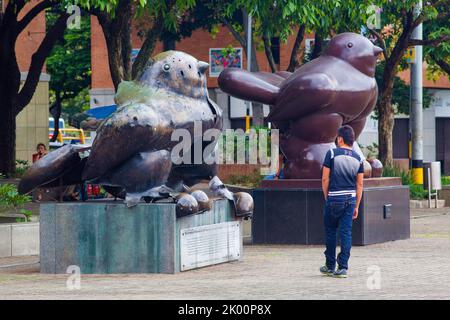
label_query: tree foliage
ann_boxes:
[374,61,433,116]
[47,12,91,140]
[228,0,376,71]
[364,0,449,166]
[75,0,197,88]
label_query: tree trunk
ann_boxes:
[262,33,277,73]
[101,25,129,90]
[50,93,62,142]
[310,33,323,60]
[131,16,163,79]
[287,25,306,72]
[377,81,395,167]
[0,104,17,177]
[0,27,21,177]
[0,1,65,176]
[375,12,415,166]
[94,0,133,90]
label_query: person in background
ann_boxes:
[264,153,286,180]
[32,143,48,163]
[320,125,364,278]
[31,143,48,201]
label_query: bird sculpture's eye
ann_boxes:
[163,64,171,72]
[347,42,353,48]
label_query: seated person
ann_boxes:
[32,143,48,163]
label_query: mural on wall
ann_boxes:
[209,47,242,77]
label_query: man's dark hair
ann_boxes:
[337,125,355,146]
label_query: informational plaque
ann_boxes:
[180,221,241,271]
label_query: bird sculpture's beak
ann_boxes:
[198,61,209,74]
[373,45,383,56]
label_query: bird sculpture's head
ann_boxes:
[323,33,383,77]
[138,51,209,99]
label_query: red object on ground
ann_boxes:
[87,184,101,197]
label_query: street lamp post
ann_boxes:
[245,13,252,133]
[410,0,423,185]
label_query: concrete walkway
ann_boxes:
[0,208,449,300]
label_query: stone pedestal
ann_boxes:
[438,186,450,207]
[40,199,241,274]
[253,178,410,245]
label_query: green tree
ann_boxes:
[367,0,449,166]
[374,61,433,116]
[83,0,196,90]
[0,0,70,176]
[232,0,376,72]
[423,9,450,79]
[47,12,91,141]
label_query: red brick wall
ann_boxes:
[91,18,313,90]
[91,16,114,89]
[398,65,450,89]
[13,0,46,72]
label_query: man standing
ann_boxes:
[320,125,364,278]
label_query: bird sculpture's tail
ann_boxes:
[18,144,89,195]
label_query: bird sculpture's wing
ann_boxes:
[268,72,337,121]
[82,81,170,181]
[275,71,293,80]
[218,68,280,105]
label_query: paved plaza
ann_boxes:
[0,208,449,300]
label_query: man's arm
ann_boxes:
[322,167,330,200]
[353,172,364,220]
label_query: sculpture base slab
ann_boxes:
[253,179,410,245]
[40,199,241,274]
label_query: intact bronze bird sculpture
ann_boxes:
[218,33,383,179]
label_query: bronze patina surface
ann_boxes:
[19,51,253,216]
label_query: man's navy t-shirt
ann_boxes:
[323,148,364,197]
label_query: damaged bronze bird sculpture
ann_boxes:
[19,51,253,217]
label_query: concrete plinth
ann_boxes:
[253,178,410,245]
[40,199,241,274]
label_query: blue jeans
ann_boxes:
[324,194,356,270]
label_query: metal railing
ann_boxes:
[49,128,86,144]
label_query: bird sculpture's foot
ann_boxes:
[368,158,384,178]
[208,176,254,218]
[175,193,199,217]
[190,190,212,213]
[208,176,234,200]
[125,194,142,208]
[232,192,254,218]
